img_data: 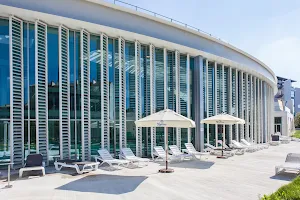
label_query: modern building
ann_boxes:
[274,76,296,136]
[0,0,277,168]
[294,87,300,115]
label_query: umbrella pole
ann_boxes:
[222,124,224,157]
[165,126,168,170]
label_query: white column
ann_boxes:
[257,79,261,143]
[150,44,156,154]
[253,77,257,143]
[135,40,142,156]
[206,60,209,144]
[175,50,181,149]
[250,75,254,142]
[214,62,218,146]
[222,64,225,145]
[163,48,168,154]
[187,54,191,143]
[245,73,249,141]
[261,81,264,143]
[228,67,232,144]
[235,69,239,141]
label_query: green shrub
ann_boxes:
[261,176,300,200]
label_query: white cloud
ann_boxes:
[256,37,300,86]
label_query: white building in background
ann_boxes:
[274,76,296,136]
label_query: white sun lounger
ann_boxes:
[95,149,130,170]
[240,139,262,151]
[275,153,300,175]
[184,143,209,159]
[169,145,194,161]
[54,160,99,175]
[204,143,235,156]
[231,140,256,153]
[153,146,180,162]
[120,148,150,166]
[217,140,244,155]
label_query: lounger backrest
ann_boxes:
[98,149,114,160]
[204,143,216,150]
[232,140,243,148]
[241,139,251,146]
[25,154,43,167]
[121,148,135,157]
[185,143,196,152]
[154,146,166,157]
[169,145,181,155]
[217,140,229,148]
[285,153,300,164]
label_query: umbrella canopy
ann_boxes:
[135,109,195,128]
[200,113,245,125]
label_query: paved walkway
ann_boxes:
[1,142,299,200]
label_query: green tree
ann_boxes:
[294,112,300,128]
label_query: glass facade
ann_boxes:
[0,17,274,165]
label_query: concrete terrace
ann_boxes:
[1,142,299,200]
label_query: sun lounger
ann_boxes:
[95,149,130,169]
[217,140,244,155]
[120,148,150,166]
[153,146,181,162]
[231,140,256,153]
[204,143,235,156]
[19,154,45,178]
[275,153,300,175]
[183,143,209,159]
[240,139,262,151]
[169,145,194,160]
[280,136,291,144]
[54,159,99,174]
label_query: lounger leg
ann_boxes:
[19,169,23,178]
[42,168,45,176]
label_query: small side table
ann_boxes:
[0,162,14,188]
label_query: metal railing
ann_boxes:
[108,0,224,42]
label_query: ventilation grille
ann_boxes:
[10,16,24,168]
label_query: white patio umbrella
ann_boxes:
[135,109,195,173]
[201,113,245,158]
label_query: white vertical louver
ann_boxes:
[135,41,142,156]
[163,48,168,146]
[101,33,109,150]
[187,54,191,143]
[35,20,48,164]
[214,62,218,146]
[228,67,232,144]
[206,60,210,143]
[9,16,24,168]
[235,69,239,141]
[149,44,156,153]
[245,74,249,141]
[80,29,90,160]
[175,50,181,149]
[250,75,254,142]
[253,77,257,143]
[119,37,126,149]
[59,25,70,159]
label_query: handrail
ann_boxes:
[109,0,225,42]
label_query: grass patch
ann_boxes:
[261,176,300,200]
[292,130,300,139]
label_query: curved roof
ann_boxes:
[0,0,277,87]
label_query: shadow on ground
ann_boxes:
[56,174,148,194]
[159,160,215,169]
[270,172,299,181]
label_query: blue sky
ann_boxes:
[110,0,300,86]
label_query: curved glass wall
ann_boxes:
[0,17,273,164]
